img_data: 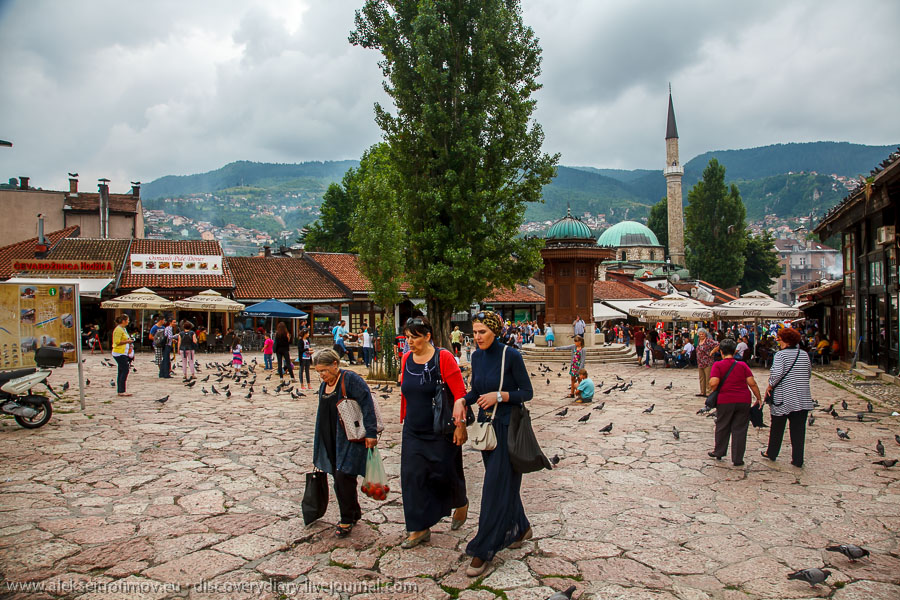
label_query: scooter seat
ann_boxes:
[0,368,37,383]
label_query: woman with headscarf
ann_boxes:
[454,311,534,577]
[397,317,469,549]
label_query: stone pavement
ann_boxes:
[0,352,898,599]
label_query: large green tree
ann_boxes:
[303,171,361,252]
[350,0,558,347]
[646,197,668,255]
[740,229,782,294]
[684,158,747,288]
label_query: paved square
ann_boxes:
[1,352,898,599]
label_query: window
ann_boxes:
[843,232,856,294]
[559,267,571,278]
[576,267,588,277]
[869,260,883,287]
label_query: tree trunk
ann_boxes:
[427,298,454,352]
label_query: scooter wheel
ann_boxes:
[14,396,52,429]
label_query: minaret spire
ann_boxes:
[666,84,679,140]
[664,86,685,267]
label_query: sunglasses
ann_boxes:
[474,312,487,321]
[405,317,425,327]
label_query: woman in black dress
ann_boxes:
[398,317,469,548]
[456,311,534,577]
[311,349,378,537]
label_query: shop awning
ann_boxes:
[592,302,626,321]
[6,277,113,299]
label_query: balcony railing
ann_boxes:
[663,165,684,176]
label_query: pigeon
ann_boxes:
[808,414,816,426]
[643,404,655,414]
[830,408,839,418]
[842,400,849,410]
[696,407,711,415]
[873,459,897,468]
[558,373,562,378]
[826,544,870,561]
[545,586,576,600]
[109,379,115,387]
[578,413,590,423]
[593,401,605,411]
[85,378,90,386]
[211,385,219,395]
[867,401,874,413]
[837,427,851,440]
[787,568,831,587]
[245,392,252,399]
[132,367,137,373]
[650,380,655,386]
[546,379,550,386]
[821,403,834,413]
[672,426,680,440]
[202,375,210,382]
[857,413,865,422]
[603,387,613,395]
[615,374,623,381]
[155,395,169,404]
[262,386,268,394]
[185,380,196,388]
[226,390,232,398]
[556,408,568,417]
[201,387,208,395]
[896,434,900,445]
[550,454,560,466]
[664,382,673,390]
[530,372,536,377]
[223,384,230,391]
[599,422,613,433]
[61,381,69,391]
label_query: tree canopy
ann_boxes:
[350,0,558,346]
[303,172,360,252]
[740,230,782,294]
[647,198,669,255]
[684,158,747,288]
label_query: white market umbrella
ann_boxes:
[175,289,244,334]
[712,290,804,319]
[628,293,714,322]
[101,288,175,350]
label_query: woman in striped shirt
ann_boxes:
[761,327,814,467]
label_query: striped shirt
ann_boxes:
[768,348,813,416]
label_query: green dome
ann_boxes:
[546,208,594,240]
[597,221,661,247]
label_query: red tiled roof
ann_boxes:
[46,238,131,266]
[697,280,738,302]
[65,193,139,214]
[0,226,81,279]
[603,273,667,299]
[594,280,654,300]
[484,284,545,304]
[306,252,411,293]
[120,239,234,290]
[798,279,842,301]
[229,256,349,301]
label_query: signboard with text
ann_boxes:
[130,254,222,276]
[12,259,116,275]
[0,282,79,369]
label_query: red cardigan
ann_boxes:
[399,348,467,423]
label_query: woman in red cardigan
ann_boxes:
[398,316,469,549]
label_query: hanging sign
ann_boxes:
[130,254,222,275]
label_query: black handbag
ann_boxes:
[705,361,738,410]
[432,350,474,435]
[765,349,801,406]
[301,471,328,525]
[508,404,552,474]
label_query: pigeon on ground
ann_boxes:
[132,367,137,373]
[578,413,590,423]
[202,375,209,382]
[895,434,900,445]
[185,380,196,388]
[826,544,870,561]
[842,400,849,410]
[643,404,655,414]
[673,426,680,440]
[787,568,831,587]
[226,390,232,398]
[599,422,613,433]
[155,395,169,404]
[550,454,560,466]
[867,401,874,413]
[876,440,885,457]
[603,387,613,395]
[821,403,834,413]
[109,380,115,387]
[615,375,623,381]
[593,402,605,411]
[246,392,252,399]
[545,585,576,600]
[830,408,840,418]
[650,380,655,386]
[546,379,550,386]
[202,387,208,395]
[697,407,711,415]
[664,382,673,390]
[873,459,897,468]
[556,408,568,417]
[85,378,90,386]
[808,414,816,426]
[837,427,851,440]
[61,382,69,391]
[211,385,219,395]
[262,386,267,394]
[857,413,865,422]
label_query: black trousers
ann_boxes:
[113,355,130,393]
[333,471,361,525]
[767,409,809,466]
[713,403,750,464]
[276,350,294,379]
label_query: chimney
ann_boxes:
[35,214,49,257]
[131,182,140,196]
[263,245,271,257]
[18,176,29,190]
[98,178,110,239]
[69,176,78,194]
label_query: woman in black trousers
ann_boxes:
[274,321,295,382]
[458,311,533,577]
[761,327,814,467]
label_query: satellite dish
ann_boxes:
[671,273,681,282]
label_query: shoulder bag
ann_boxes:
[335,371,385,442]
[432,349,474,436]
[705,360,738,409]
[764,349,801,406]
[468,345,507,451]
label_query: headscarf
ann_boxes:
[473,310,502,337]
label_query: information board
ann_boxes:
[0,282,79,369]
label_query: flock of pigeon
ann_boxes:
[818,398,900,469]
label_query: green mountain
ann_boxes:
[527,166,649,222]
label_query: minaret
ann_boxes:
[664,85,685,267]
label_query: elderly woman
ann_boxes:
[397,317,468,549]
[554,335,586,399]
[695,328,719,397]
[454,311,534,577]
[311,349,378,537]
[707,338,762,466]
[762,327,814,467]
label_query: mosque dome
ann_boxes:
[597,221,661,247]
[546,208,594,241]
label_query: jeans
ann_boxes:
[158,347,172,378]
[264,353,273,370]
[113,354,129,393]
[362,347,373,367]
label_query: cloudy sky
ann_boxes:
[1,0,898,192]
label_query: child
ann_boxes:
[464,341,473,363]
[231,340,243,369]
[262,334,274,370]
[575,368,594,404]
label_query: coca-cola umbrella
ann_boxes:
[712,290,803,319]
[175,289,244,333]
[101,288,175,350]
[628,294,714,322]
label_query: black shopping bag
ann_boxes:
[508,404,552,474]
[301,471,329,525]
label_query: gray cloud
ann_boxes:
[0,0,898,193]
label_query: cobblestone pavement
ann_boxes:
[813,365,900,411]
[1,353,898,599]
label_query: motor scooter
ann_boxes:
[0,347,64,429]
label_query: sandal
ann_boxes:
[451,503,468,531]
[760,451,775,461]
[335,523,353,538]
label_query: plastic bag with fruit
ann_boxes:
[360,447,390,501]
